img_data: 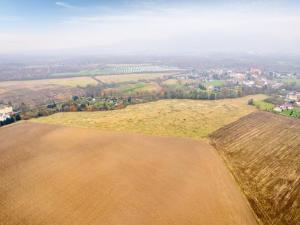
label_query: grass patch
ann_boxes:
[253,100,274,111]
[119,82,160,94]
[280,109,300,118]
[96,73,171,83]
[162,79,186,89]
[282,79,300,86]
[205,80,225,87]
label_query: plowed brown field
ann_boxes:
[0,122,258,225]
[210,112,300,225]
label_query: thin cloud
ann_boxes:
[0,16,20,22]
[55,1,74,9]
[1,2,300,54]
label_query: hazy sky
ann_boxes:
[0,0,300,55]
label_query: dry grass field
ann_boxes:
[163,78,179,85]
[0,76,97,90]
[95,72,172,83]
[0,87,5,94]
[0,122,258,225]
[210,112,300,225]
[119,82,162,94]
[34,95,266,139]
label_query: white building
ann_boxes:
[0,105,13,122]
[273,107,282,112]
[243,81,255,87]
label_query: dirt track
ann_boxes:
[0,122,257,225]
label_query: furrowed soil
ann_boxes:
[210,111,300,225]
[0,122,258,225]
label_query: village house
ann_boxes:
[0,105,13,122]
[271,82,283,89]
[250,68,262,76]
[279,103,294,111]
[286,92,300,103]
[230,73,246,81]
[243,80,255,87]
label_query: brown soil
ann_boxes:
[0,84,84,107]
[210,111,300,225]
[0,122,258,225]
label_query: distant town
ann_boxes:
[0,59,300,127]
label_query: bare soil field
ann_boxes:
[0,77,97,89]
[0,77,97,106]
[210,111,300,225]
[0,122,257,225]
[0,84,83,107]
